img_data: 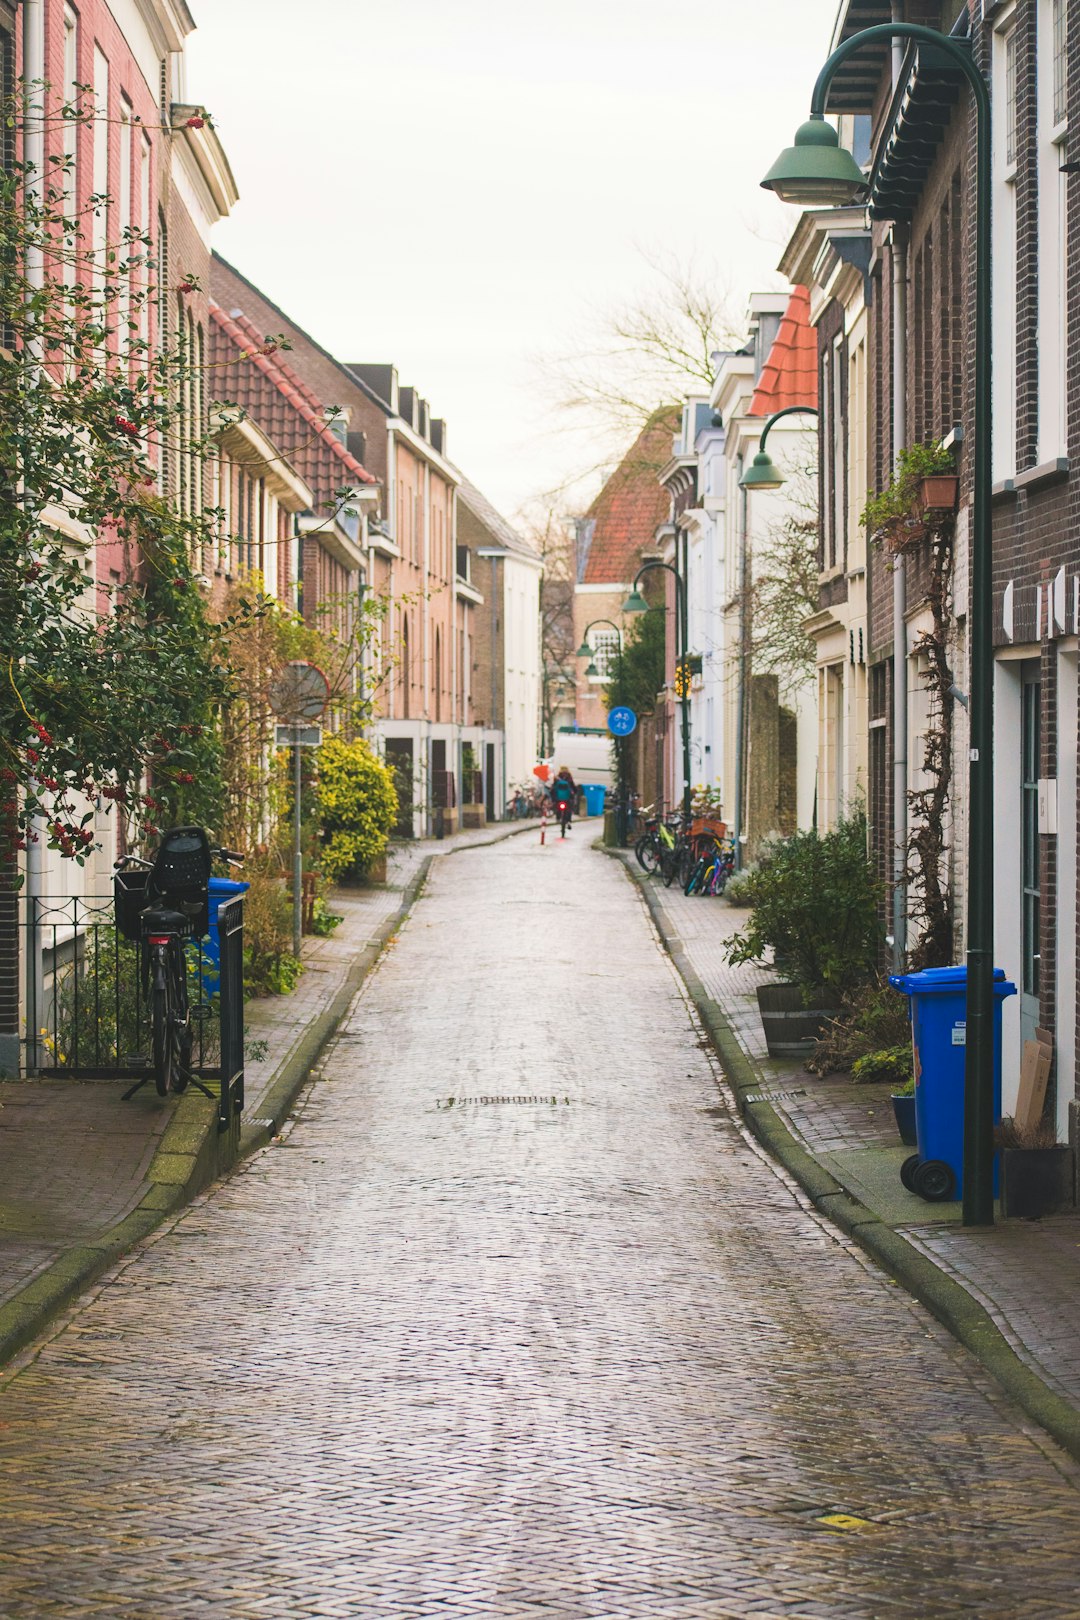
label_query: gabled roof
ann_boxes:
[579,411,678,586]
[208,303,375,514]
[456,476,540,563]
[748,286,818,417]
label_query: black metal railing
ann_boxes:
[14,892,243,1132]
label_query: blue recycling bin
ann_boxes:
[201,877,249,994]
[581,783,607,817]
[889,965,1016,1202]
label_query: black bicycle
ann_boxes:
[114,827,243,1098]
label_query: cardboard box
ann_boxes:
[1015,1027,1054,1133]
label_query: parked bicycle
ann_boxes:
[684,835,735,897]
[634,807,683,875]
[114,827,244,1098]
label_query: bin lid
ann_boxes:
[889,965,1016,998]
[208,877,250,897]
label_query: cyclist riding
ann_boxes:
[550,766,577,837]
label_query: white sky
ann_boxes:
[186,0,839,523]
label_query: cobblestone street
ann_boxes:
[3,834,1080,1618]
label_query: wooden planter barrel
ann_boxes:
[756,982,836,1061]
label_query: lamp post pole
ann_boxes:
[737,405,820,868]
[762,23,993,1225]
[628,561,692,824]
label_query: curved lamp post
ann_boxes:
[762,23,993,1226]
[623,563,692,823]
[739,403,820,491]
[577,618,624,678]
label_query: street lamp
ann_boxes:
[733,405,819,868]
[763,24,993,1226]
[738,404,820,492]
[577,618,624,679]
[623,562,692,824]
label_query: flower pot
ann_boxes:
[891,1092,917,1147]
[756,982,837,1061]
[918,474,959,514]
[1000,1145,1073,1219]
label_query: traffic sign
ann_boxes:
[275,723,322,748]
[607,706,637,736]
[268,660,330,722]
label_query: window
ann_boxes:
[1005,28,1018,165]
[63,7,78,206]
[591,628,620,679]
[831,338,844,568]
[91,47,108,292]
[1053,0,1067,126]
[992,21,1019,479]
[118,99,132,357]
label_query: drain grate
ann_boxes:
[438,1095,572,1108]
[745,1089,808,1105]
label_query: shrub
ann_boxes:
[806,977,913,1076]
[722,811,880,997]
[723,865,757,907]
[850,1045,914,1088]
[243,871,302,998]
[316,735,398,882]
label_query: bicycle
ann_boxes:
[684,836,735,896]
[114,827,244,1099]
[634,808,681,875]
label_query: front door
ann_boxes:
[1020,663,1041,1048]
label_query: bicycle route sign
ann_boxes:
[268,660,330,722]
[607,706,637,736]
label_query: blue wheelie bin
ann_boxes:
[200,876,249,994]
[889,965,1016,1203]
[581,783,607,817]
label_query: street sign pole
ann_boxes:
[293,730,303,957]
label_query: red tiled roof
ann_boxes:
[748,286,818,416]
[580,411,678,585]
[208,303,375,512]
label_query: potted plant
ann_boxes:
[861,440,957,552]
[723,812,880,1060]
[996,1116,1074,1219]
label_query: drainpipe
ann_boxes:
[23,0,46,1074]
[733,455,749,869]
[890,4,908,970]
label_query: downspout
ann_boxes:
[23,0,46,1074]
[733,455,749,869]
[890,5,908,969]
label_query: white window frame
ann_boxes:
[992,9,1019,481]
[1038,0,1069,460]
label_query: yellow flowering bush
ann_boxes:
[316,735,398,882]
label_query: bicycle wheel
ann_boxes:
[635,835,660,874]
[684,857,705,896]
[151,977,173,1096]
[662,845,681,887]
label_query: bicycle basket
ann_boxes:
[690,816,727,840]
[113,866,149,942]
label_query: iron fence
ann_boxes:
[14,891,244,1132]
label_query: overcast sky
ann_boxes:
[186,0,838,523]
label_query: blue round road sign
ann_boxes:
[608,706,637,736]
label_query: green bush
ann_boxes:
[723,865,757,908]
[722,812,880,997]
[850,1045,914,1088]
[243,871,303,998]
[311,896,344,937]
[316,735,398,882]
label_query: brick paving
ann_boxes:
[1,835,1080,1615]
[640,855,1080,1411]
[0,823,529,1318]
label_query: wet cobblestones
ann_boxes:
[1,835,1080,1617]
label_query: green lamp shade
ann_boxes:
[585,660,599,678]
[622,588,649,614]
[576,639,592,658]
[760,117,869,207]
[739,450,785,491]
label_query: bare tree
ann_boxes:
[539,251,742,451]
[744,463,820,697]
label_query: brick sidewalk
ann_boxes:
[0,819,538,1319]
[627,849,1080,1417]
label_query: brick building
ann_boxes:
[794,0,1078,1147]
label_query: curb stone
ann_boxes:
[609,845,1080,1466]
[0,819,536,1369]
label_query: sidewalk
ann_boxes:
[0,818,536,1364]
[616,846,1080,1461]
